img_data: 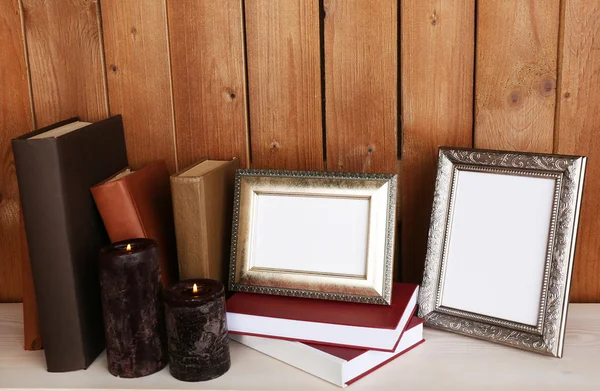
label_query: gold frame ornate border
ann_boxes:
[228,169,397,305]
[418,147,587,357]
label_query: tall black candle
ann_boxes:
[98,238,168,378]
[164,279,230,382]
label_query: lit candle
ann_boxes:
[164,279,230,382]
[98,238,167,378]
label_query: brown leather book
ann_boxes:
[91,160,178,287]
[12,116,128,372]
[170,158,239,282]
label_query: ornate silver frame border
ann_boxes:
[228,169,397,305]
[418,147,587,357]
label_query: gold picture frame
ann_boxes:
[228,170,397,305]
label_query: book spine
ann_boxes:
[57,117,127,367]
[197,178,210,276]
[12,139,86,372]
[171,177,209,279]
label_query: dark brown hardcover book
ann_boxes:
[91,160,178,287]
[12,116,128,372]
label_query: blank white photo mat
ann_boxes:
[440,170,556,326]
[251,193,370,277]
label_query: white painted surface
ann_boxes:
[441,170,556,326]
[0,303,598,390]
[252,194,370,276]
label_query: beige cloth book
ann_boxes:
[170,158,239,282]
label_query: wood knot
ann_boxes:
[564,91,571,99]
[130,26,138,39]
[367,145,374,154]
[270,141,280,152]
[430,10,438,26]
[110,64,118,73]
[223,88,237,101]
[508,91,522,106]
[539,78,556,97]
[322,0,335,16]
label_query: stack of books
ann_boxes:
[226,283,422,387]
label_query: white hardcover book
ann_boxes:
[231,317,424,387]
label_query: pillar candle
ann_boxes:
[98,238,168,378]
[164,279,230,382]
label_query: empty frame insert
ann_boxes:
[229,170,397,305]
[418,148,586,357]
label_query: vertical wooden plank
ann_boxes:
[0,0,32,302]
[167,0,248,169]
[555,1,600,302]
[22,0,108,126]
[400,0,475,283]
[474,1,560,153]
[101,0,178,173]
[324,0,397,174]
[245,0,323,171]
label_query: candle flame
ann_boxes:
[126,244,132,251]
[193,283,198,294]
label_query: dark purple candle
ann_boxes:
[98,238,167,378]
[164,279,230,382]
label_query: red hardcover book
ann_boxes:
[231,317,425,387]
[226,283,418,351]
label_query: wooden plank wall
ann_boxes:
[167,0,249,169]
[400,0,475,284]
[324,0,398,174]
[555,0,600,302]
[0,0,32,302]
[246,0,323,171]
[1,0,600,302]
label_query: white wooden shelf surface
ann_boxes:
[1,303,599,390]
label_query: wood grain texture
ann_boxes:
[245,0,323,171]
[167,0,248,169]
[555,1,600,302]
[474,1,559,153]
[0,0,32,302]
[1,303,600,389]
[22,0,108,127]
[324,0,397,174]
[400,0,475,283]
[101,0,177,173]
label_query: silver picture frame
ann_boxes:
[418,147,587,357]
[229,169,397,305]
